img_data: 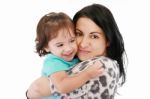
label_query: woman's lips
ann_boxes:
[78,49,90,55]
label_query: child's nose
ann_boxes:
[64,46,73,54]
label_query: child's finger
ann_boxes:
[98,68,105,74]
[94,61,104,68]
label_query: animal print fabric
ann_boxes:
[49,56,120,99]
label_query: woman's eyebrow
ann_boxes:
[90,32,102,35]
[76,29,102,35]
[75,29,82,32]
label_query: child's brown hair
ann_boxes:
[35,12,74,56]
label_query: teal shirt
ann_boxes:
[42,54,79,99]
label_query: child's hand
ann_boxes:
[85,61,104,79]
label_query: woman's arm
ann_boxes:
[50,61,104,93]
[26,60,104,98]
[26,61,103,98]
[27,76,51,99]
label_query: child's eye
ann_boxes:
[70,38,76,43]
[56,44,63,47]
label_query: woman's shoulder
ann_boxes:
[81,56,119,69]
[66,56,120,98]
[94,56,119,68]
[68,56,119,75]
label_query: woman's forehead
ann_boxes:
[75,17,104,35]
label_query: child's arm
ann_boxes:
[50,61,104,93]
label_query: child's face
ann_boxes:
[45,28,77,61]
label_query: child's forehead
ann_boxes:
[58,27,75,36]
[53,29,75,42]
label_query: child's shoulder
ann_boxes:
[44,54,65,65]
[45,54,64,62]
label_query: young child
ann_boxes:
[35,12,103,99]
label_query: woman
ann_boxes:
[27,3,127,99]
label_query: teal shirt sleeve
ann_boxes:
[42,96,61,99]
[42,58,69,76]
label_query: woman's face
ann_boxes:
[75,17,109,61]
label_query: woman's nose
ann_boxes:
[78,37,89,49]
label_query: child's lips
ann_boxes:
[63,52,74,57]
[63,52,75,61]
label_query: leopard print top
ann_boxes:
[49,56,120,99]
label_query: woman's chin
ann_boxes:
[77,50,94,60]
[78,54,91,61]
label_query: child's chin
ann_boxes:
[64,57,73,61]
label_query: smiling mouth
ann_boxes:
[78,50,90,54]
[63,52,74,57]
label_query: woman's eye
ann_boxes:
[91,35,99,39]
[75,32,82,36]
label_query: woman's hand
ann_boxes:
[27,76,51,99]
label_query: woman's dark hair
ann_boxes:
[73,4,127,85]
[35,12,74,56]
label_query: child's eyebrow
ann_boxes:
[55,42,63,45]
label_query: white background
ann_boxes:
[0,0,150,99]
